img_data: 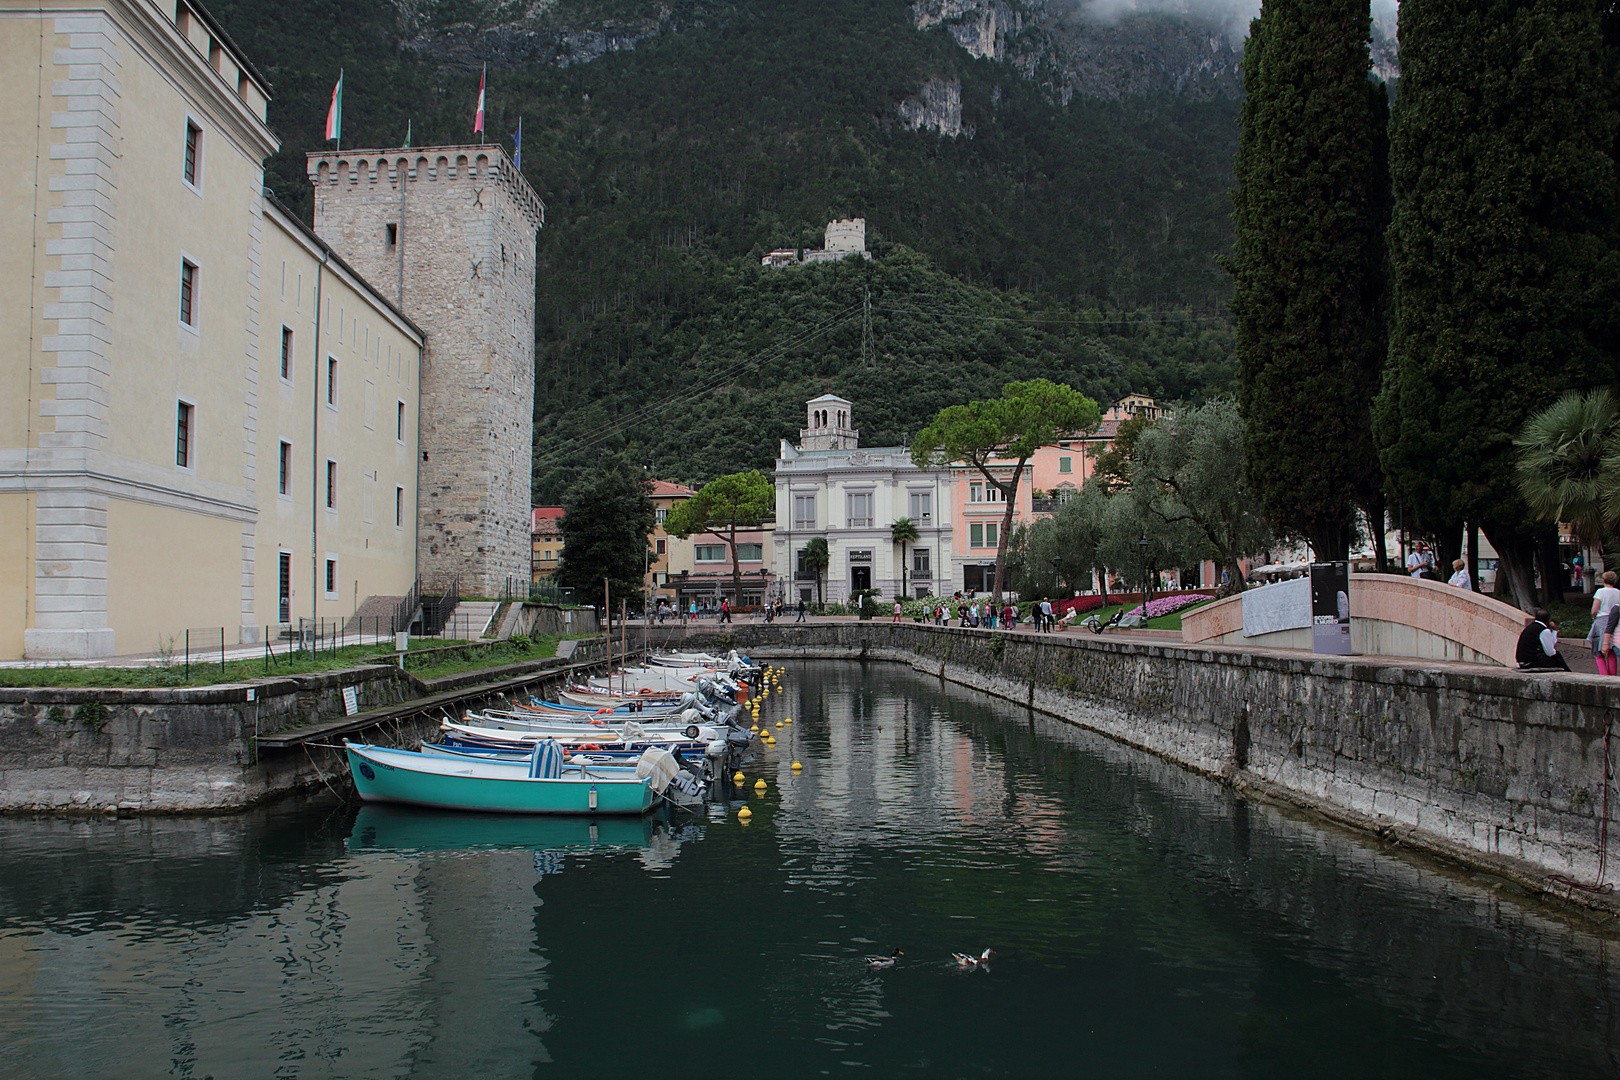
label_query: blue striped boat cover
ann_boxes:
[528,739,565,779]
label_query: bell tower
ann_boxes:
[799,393,858,451]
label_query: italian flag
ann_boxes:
[474,64,486,135]
[324,70,343,143]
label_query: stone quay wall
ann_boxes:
[655,622,1620,906]
[0,646,596,813]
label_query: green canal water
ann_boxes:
[1,660,1617,1079]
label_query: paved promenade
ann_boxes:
[2,610,1600,678]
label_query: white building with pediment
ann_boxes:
[773,395,955,604]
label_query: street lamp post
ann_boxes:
[1051,555,1063,630]
[1138,536,1150,612]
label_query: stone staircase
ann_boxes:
[448,600,501,641]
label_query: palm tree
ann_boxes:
[1514,389,1620,557]
[803,537,830,610]
[890,517,920,599]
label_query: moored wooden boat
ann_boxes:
[346,742,657,815]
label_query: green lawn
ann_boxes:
[1063,599,1211,633]
[0,634,581,689]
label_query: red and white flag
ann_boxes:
[324,70,343,143]
[473,64,486,135]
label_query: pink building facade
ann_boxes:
[949,394,1191,594]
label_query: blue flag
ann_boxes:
[513,118,522,170]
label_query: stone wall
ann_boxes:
[651,623,1620,908]
[511,603,600,638]
[0,665,413,812]
[0,642,598,812]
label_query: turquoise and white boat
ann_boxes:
[346,742,658,815]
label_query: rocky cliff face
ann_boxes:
[911,0,1243,101]
[899,76,969,137]
[390,0,1394,111]
[908,0,1397,103]
[395,0,681,68]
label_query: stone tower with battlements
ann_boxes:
[307,146,543,596]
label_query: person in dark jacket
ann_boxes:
[1516,610,1569,671]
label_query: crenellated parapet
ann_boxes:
[306,145,544,231]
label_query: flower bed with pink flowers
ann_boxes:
[1124,594,1210,620]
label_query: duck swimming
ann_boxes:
[951,949,993,969]
[865,949,904,969]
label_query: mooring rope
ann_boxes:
[303,743,347,803]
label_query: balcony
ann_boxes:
[1031,498,1061,515]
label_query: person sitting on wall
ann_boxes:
[1516,609,1570,671]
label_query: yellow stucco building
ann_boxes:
[0,0,535,659]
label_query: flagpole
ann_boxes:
[326,69,344,154]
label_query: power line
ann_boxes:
[872,303,1231,327]
[531,303,864,474]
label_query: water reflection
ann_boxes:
[0,662,1615,1079]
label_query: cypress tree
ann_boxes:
[1374,0,1620,607]
[1230,0,1392,563]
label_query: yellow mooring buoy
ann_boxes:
[791,761,802,771]
[738,807,752,821]
[733,771,745,784]
[754,778,767,791]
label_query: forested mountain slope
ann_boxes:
[209,0,1249,499]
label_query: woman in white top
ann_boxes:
[1590,570,1620,676]
[1447,558,1472,591]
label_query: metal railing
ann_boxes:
[420,574,460,636]
[289,616,401,659]
[505,577,577,605]
[414,608,493,642]
[182,627,225,678]
[396,580,420,635]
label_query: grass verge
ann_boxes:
[0,635,586,689]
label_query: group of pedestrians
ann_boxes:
[761,599,809,623]
[898,597,1065,631]
[1589,571,1620,675]
[1513,568,1620,674]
